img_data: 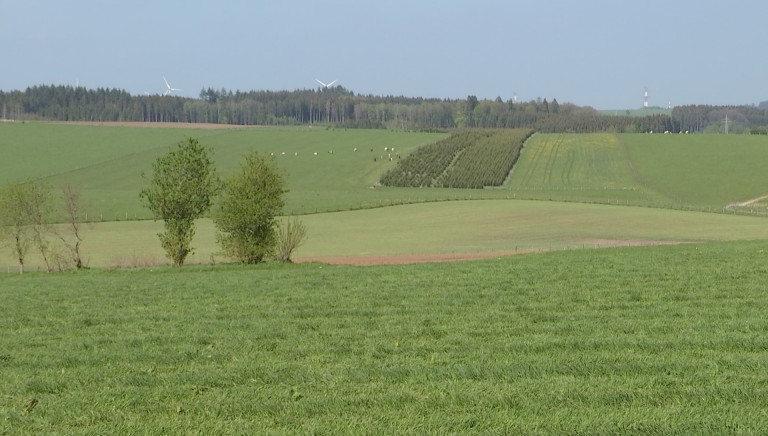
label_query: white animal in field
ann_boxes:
[313,152,318,156]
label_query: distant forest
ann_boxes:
[2,84,768,134]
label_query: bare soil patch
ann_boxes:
[294,251,534,266]
[295,239,687,266]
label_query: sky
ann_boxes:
[2,0,766,110]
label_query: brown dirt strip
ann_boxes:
[294,240,686,266]
[294,251,536,266]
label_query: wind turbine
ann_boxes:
[315,78,337,89]
[163,76,181,96]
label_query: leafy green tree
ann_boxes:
[466,95,478,127]
[550,98,560,114]
[214,152,286,263]
[140,138,219,266]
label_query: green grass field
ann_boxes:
[508,133,768,211]
[3,240,768,433]
[6,199,768,271]
[5,123,768,432]
[3,125,768,269]
[0,123,452,218]
[4,123,768,221]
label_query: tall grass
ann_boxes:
[2,240,768,433]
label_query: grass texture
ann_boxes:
[2,240,768,433]
[0,123,448,218]
[509,133,768,210]
[5,199,768,271]
[5,124,768,223]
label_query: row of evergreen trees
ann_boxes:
[2,84,767,133]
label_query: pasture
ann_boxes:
[3,124,768,270]
[3,123,768,221]
[4,123,768,432]
[7,199,768,271]
[3,240,768,433]
[0,122,456,218]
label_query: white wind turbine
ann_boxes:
[163,76,181,96]
[315,78,337,88]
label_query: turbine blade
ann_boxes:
[327,80,337,87]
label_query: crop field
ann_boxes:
[509,133,768,211]
[380,129,533,188]
[3,240,768,433]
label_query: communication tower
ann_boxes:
[643,87,649,108]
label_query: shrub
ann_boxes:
[272,217,308,263]
[214,152,286,263]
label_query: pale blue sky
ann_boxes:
[2,0,765,109]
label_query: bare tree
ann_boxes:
[273,217,308,263]
[27,183,54,272]
[57,183,88,269]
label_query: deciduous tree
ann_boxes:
[140,138,219,266]
[273,217,308,263]
[0,182,53,273]
[57,183,88,269]
[214,152,286,263]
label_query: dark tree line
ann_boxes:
[3,84,766,133]
[671,105,768,134]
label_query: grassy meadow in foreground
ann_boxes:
[2,240,768,433]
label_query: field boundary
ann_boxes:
[295,240,685,266]
[725,194,768,209]
[49,121,264,129]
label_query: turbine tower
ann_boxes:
[643,87,649,108]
